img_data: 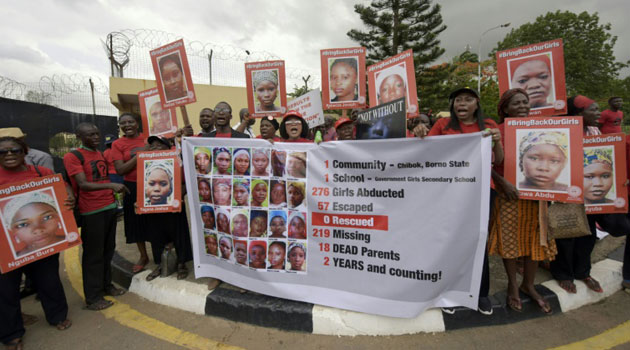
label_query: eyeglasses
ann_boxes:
[0,148,24,156]
[215,107,231,113]
[285,120,302,125]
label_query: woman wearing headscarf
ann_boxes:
[550,95,605,294]
[253,70,280,112]
[256,116,281,142]
[489,88,556,314]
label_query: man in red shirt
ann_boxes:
[63,123,129,311]
[599,97,624,134]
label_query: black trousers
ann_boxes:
[624,234,630,281]
[478,189,496,299]
[0,254,68,345]
[81,208,117,305]
[550,216,598,281]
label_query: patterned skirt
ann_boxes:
[488,196,557,261]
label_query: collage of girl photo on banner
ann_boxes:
[193,145,308,273]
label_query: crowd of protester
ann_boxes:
[0,89,628,349]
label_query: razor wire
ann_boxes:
[0,74,118,116]
[106,29,320,90]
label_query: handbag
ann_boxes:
[547,202,591,240]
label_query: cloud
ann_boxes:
[0,43,48,65]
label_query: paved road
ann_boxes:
[16,256,630,350]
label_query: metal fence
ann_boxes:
[105,29,320,90]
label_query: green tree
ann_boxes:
[493,11,629,99]
[347,0,447,110]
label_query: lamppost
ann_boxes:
[477,23,510,95]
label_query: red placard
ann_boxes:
[150,39,197,108]
[320,47,367,110]
[0,175,81,273]
[138,88,178,138]
[583,133,628,214]
[504,116,583,202]
[496,39,567,117]
[245,60,287,118]
[367,49,419,117]
[136,150,182,214]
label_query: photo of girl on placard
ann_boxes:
[157,52,189,103]
[252,69,281,113]
[508,53,556,109]
[1,189,67,258]
[583,147,615,205]
[146,97,175,136]
[143,159,175,206]
[329,57,359,103]
[375,63,408,106]
[517,129,570,192]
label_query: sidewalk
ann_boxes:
[109,216,627,336]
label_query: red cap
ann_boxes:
[334,117,353,129]
[282,110,303,122]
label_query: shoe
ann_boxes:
[105,285,126,296]
[441,307,456,315]
[478,297,493,315]
[86,299,114,311]
[582,276,603,293]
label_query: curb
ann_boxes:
[110,247,625,336]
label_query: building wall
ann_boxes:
[109,77,260,136]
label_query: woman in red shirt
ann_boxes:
[111,112,150,272]
[256,116,281,141]
[279,111,312,143]
[414,87,501,315]
[0,136,73,349]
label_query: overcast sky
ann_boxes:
[1,0,629,87]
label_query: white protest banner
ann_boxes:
[287,89,325,128]
[182,134,491,318]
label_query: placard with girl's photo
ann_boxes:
[504,116,583,202]
[138,87,178,138]
[320,47,367,110]
[245,60,287,118]
[583,133,628,213]
[150,39,196,108]
[135,150,182,214]
[367,49,419,117]
[0,175,81,273]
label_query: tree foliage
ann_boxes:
[493,11,628,99]
[347,0,447,111]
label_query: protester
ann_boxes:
[103,134,124,185]
[599,97,624,134]
[279,111,311,143]
[414,87,502,315]
[0,136,73,349]
[323,115,338,141]
[489,88,556,314]
[64,123,129,311]
[197,108,215,137]
[207,102,250,139]
[335,117,354,141]
[143,136,192,281]
[256,116,281,141]
[110,112,150,273]
[550,95,604,294]
[0,128,54,171]
[235,108,256,138]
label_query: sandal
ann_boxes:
[86,299,114,311]
[582,276,603,293]
[55,319,72,331]
[146,267,161,281]
[132,259,148,274]
[558,280,577,294]
[506,295,522,312]
[176,264,188,280]
[105,286,126,296]
[5,338,23,350]
[519,287,553,315]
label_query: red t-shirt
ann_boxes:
[63,148,114,214]
[256,135,282,141]
[103,148,116,175]
[0,164,54,185]
[282,138,312,143]
[110,136,145,182]
[215,132,231,138]
[428,117,499,136]
[599,109,623,134]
